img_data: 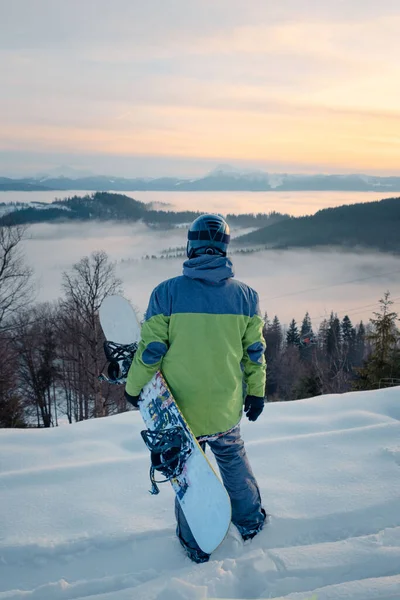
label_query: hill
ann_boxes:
[0,177,54,191]
[0,387,399,599]
[234,196,400,253]
[0,191,287,228]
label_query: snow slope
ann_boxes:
[0,388,399,600]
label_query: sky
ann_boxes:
[1,0,400,177]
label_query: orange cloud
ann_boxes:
[2,98,400,172]
[2,11,400,173]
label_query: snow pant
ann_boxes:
[175,425,264,553]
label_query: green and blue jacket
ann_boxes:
[126,255,266,437]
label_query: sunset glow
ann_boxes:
[1,1,400,176]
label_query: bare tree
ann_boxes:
[60,251,123,419]
[13,304,59,427]
[0,225,33,329]
[0,330,25,427]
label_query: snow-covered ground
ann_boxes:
[0,388,399,600]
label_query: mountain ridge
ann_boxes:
[233,195,400,253]
[2,169,400,192]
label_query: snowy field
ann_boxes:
[0,388,399,600]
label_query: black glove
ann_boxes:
[244,395,264,422]
[124,390,141,408]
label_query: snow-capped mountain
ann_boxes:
[2,167,400,192]
[35,165,96,180]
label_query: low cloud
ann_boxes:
[22,221,400,328]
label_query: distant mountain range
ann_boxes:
[2,166,400,192]
[233,196,400,253]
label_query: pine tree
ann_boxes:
[300,312,313,339]
[299,312,314,360]
[341,315,356,371]
[264,315,283,397]
[326,312,341,359]
[262,312,270,340]
[369,292,398,366]
[318,318,329,353]
[322,312,346,388]
[267,316,283,359]
[341,315,353,342]
[286,318,300,346]
[354,292,400,389]
[353,321,366,366]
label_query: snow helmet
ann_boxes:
[186,214,230,259]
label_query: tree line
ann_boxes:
[234,196,400,254]
[0,223,399,428]
[263,293,400,401]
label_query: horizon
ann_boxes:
[3,163,400,181]
[1,1,400,180]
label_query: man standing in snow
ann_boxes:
[125,214,267,563]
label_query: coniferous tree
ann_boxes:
[299,312,315,361]
[326,312,341,359]
[313,313,347,394]
[353,321,366,366]
[264,315,283,398]
[341,315,353,342]
[354,292,400,389]
[266,316,283,360]
[262,312,270,340]
[286,318,300,346]
[341,315,356,371]
[300,312,313,339]
[369,293,398,364]
[318,318,329,353]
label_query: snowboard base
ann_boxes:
[140,371,231,554]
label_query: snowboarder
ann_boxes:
[125,214,267,563]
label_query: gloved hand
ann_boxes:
[124,390,141,408]
[244,395,265,422]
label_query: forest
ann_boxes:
[0,224,399,428]
[234,196,400,253]
[3,192,400,256]
[0,192,286,228]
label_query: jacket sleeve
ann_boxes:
[125,286,170,397]
[242,292,266,398]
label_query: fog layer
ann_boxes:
[2,190,399,217]
[23,221,400,327]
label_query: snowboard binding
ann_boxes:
[141,427,192,495]
[99,340,138,384]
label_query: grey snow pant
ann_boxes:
[175,425,264,553]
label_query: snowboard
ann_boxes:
[99,295,231,554]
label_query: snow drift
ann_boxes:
[0,387,399,600]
